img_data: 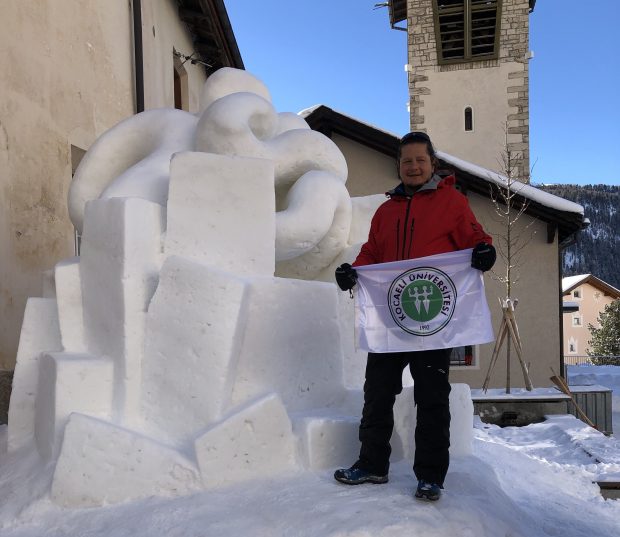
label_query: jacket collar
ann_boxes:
[386,173,444,198]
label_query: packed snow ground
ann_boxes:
[2,365,620,537]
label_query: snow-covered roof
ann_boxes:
[562,274,591,292]
[437,151,584,215]
[562,274,620,297]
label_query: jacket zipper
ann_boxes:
[401,197,413,261]
[395,219,401,260]
[407,219,415,259]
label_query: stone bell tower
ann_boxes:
[388,0,535,181]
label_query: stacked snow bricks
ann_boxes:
[7,70,474,509]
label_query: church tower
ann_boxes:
[389,0,535,181]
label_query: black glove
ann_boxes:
[335,263,358,291]
[471,242,496,272]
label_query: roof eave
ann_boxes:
[388,0,407,25]
[177,0,244,73]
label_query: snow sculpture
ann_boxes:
[7,68,474,508]
[68,68,351,279]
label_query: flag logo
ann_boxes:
[388,267,457,336]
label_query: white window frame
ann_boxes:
[568,337,578,355]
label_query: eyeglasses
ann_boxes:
[400,131,431,144]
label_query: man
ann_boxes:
[334,132,496,501]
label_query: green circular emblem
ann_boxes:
[401,280,443,322]
[388,267,457,336]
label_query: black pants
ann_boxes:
[357,348,451,486]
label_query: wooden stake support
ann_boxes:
[482,298,533,392]
[550,369,597,430]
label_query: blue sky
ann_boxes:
[226,1,619,186]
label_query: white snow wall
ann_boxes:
[7,68,474,508]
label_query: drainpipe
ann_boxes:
[558,218,590,379]
[558,246,566,378]
[132,0,144,113]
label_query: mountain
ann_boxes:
[536,184,620,290]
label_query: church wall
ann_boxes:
[331,134,400,197]
[141,0,207,113]
[0,1,135,371]
[453,193,561,389]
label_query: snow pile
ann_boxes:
[2,409,620,536]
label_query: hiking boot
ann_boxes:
[334,464,388,485]
[415,480,442,501]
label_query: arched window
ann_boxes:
[464,107,473,131]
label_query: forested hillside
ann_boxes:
[536,184,620,290]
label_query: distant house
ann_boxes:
[0,0,243,373]
[302,104,586,389]
[562,274,620,361]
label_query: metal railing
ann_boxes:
[564,355,620,366]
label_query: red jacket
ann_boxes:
[353,175,491,267]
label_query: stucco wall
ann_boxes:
[452,196,561,389]
[419,63,520,174]
[332,134,400,197]
[0,0,207,370]
[141,0,207,112]
[0,0,135,370]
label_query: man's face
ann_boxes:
[399,143,434,189]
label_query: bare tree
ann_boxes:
[482,125,536,393]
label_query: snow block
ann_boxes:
[231,277,344,412]
[141,256,248,444]
[7,298,62,451]
[166,152,276,276]
[51,413,201,508]
[34,353,114,460]
[195,393,297,488]
[450,383,474,456]
[293,412,360,470]
[294,383,472,470]
[392,386,417,461]
[80,197,164,421]
[337,287,367,389]
[391,384,473,458]
[54,258,86,353]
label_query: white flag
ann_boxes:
[354,249,494,353]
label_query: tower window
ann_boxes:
[464,107,473,131]
[433,0,502,64]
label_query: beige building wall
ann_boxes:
[422,64,519,173]
[0,0,207,371]
[332,134,400,197]
[406,0,531,180]
[141,0,207,112]
[563,283,617,357]
[448,194,560,388]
